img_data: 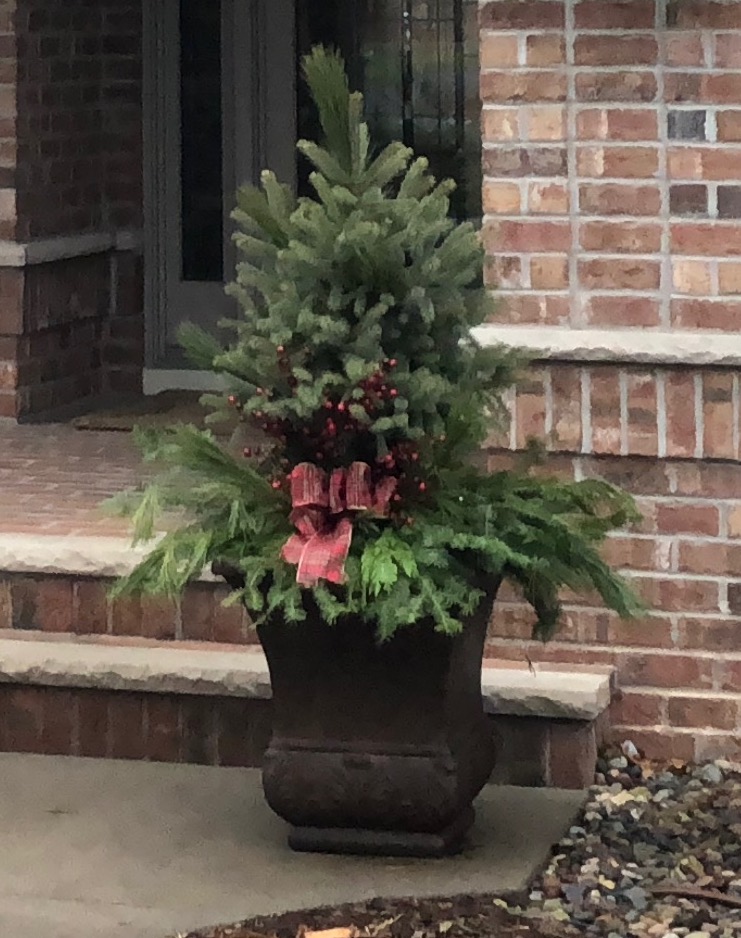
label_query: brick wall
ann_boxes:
[480,0,741,762]
[0,0,143,419]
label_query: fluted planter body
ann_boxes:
[256,590,498,857]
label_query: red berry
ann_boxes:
[388,358,398,368]
[337,402,346,413]
[418,482,427,493]
[277,345,285,354]
[228,395,238,407]
[410,452,420,462]
[393,494,402,503]
[324,400,333,410]
[271,480,282,490]
[389,388,399,398]
[243,447,252,458]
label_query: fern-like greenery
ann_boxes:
[110,48,644,641]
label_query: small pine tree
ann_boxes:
[112,48,643,641]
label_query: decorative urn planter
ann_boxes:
[256,591,499,857]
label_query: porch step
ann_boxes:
[0,631,612,721]
[0,631,612,788]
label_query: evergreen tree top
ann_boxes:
[111,48,643,643]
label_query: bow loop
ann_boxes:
[281,461,398,586]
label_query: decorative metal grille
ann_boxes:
[297,0,481,219]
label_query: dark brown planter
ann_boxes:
[255,589,499,858]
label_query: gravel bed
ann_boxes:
[180,753,741,938]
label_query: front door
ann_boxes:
[144,0,295,372]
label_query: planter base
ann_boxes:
[288,806,475,858]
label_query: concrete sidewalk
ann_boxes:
[0,753,584,938]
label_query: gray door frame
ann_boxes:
[143,0,296,377]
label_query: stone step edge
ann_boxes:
[0,633,612,721]
[0,533,215,581]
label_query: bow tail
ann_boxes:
[294,518,354,587]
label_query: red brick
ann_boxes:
[612,691,663,726]
[34,578,74,633]
[656,504,720,537]
[678,542,741,577]
[677,617,741,653]
[580,184,661,215]
[526,35,565,67]
[664,72,702,103]
[701,148,741,181]
[41,688,76,755]
[578,145,659,179]
[574,1,656,28]
[481,71,567,104]
[72,579,109,635]
[0,578,9,629]
[576,71,657,103]
[180,697,218,765]
[665,32,706,67]
[108,693,146,760]
[720,660,741,692]
[145,696,181,763]
[515,375,547,449]
[550,365,582,451]
[77,690,110,759]
[626,371,658,456]
[482,109,519,142]
[483,219,571,253]
[665,372,697,457]
[530,256,568,290]
[4,687,44,752]
[703,372,735,459]
[110,595,142,637]
[212,587,248,644]
[482,181,521,215]
[548,722,597,789]
[574,35,657,67]
[674,1,739,28]
[673,462,741,498]
[141,595,178,641]
[480,34,519,69]
[584,296,660,328]
[579,258,660,290]
[717,111,741,143]
[480,1,566,29]
[485,255,523,289]
[702,74,741,105]
[217,698,252,768]
[608,728,695,762]
[580,221,661,254]
[590,369,622,454]
[671,299,741,331]
[608,615,674,649]
[483,146,567,178]
[581,456,672,496]
[529,181,570,214]
[602,536,664,572]
[667,695,738,731]
[495,294,570,326]
[618,650,714,689]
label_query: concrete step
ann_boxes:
[0,631,612,721]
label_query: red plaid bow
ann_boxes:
[282,462,398,587]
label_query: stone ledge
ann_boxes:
[0,228,143,267]
[474,325,741,369]
[0,534,216,581]
[0,634,612,721]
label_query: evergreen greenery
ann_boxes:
[111,47,644,641]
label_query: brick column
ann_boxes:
[0,0,143,419]
[480,0,741,763]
